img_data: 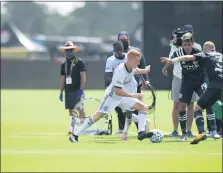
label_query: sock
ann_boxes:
[138,111,146,133]
[69,116,73,132]
[132,113,139,130]
[74,117,94,136]
[206,117,211,132]
[115,107,125,130]
[206,108,217,131]
[194,110,205,134]
[123,117,133,134]
[132,113,139,122]
[179,111,187,135]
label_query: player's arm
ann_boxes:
[104,58,113,87]
[79,61,86,90]
[60,64,65,93]
[135,65,151,74]
[161,46,177,76]
[60,76,65,92]
[115,87,143,100]
[113,71,143,99]
[160,55,196,64]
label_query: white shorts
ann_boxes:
[98,95,138,114]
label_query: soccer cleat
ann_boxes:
[69,134,78,143]
[121,132,128,140]
[187,131,194,137]
[211,131,220,139]
[169,130,179,137]
[115,129,123,135]
[190,133,207,144]
[179,134,188,141]
[138,131,154,141]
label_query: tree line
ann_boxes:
[1,1,142,37]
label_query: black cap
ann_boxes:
[183,25,193,33]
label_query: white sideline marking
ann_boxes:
[1,149,222,156]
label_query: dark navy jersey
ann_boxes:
[172,47,204,83]
[61,58,86,92]
[194,51,223,89]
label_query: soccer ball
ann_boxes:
[150,129,164,143]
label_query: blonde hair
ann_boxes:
[181,32,193,42]
[203,41,216,51]
[127,49,141,58]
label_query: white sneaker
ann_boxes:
[212,131,220,139]
[115,129,123,134]
[179,134,188,141]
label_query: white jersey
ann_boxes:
[169,42,202,79]
[105,63,137,97]
[105,54,127,73]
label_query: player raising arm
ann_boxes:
[69,49,153,143]
[161,41,222,144]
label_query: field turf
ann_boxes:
[1,90,222,172]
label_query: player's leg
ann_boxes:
[119,98,154,141]
[132,101,154,140]
[191,88,221,144]
[178,82,193,140]
[186,103,194,137]
[69,95,121,143]
[122,112,150,140]
[131,113,150,131]
[121,110,133,140]
[132,84,143,130]
[65,91,79,134]
[187,92,199,137]
[169,75,181,137]
[169,102,179,137]
[196,84,219,138]
[115,107,125,134]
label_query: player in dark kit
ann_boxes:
[161,33,220,141]
[161,41,222,144]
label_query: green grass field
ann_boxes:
[1,90,222,172]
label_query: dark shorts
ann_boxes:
[198,88,222,109]
[65,91,81,109]
[179,80,205,105]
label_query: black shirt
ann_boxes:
[172,47,204,83]
[61,58,86,92]
[194,51,223,89]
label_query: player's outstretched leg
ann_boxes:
[206,107,220,139]
[178,103,188,141]
[121,111,133,140]
[132,102,154,141]
[69,112,104,143]
[190,108,207,144]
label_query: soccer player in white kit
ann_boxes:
[69,49,153,143]
[105,41,150,140]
